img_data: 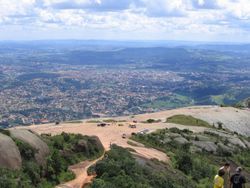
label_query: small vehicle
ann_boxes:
[129,124,136,128]
[97,123,107,127]
[122,133,126,139]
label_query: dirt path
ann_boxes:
[56,155,104,188]
[21,121,173,188]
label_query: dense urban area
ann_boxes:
[0,41,250,127]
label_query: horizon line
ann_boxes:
[0,39,249,45]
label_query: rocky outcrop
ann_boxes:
[192,141,218,153]
[10,129,50,165]
[228,137,247,149]
[173,137,189,145]
[192,107,250,136]
[0,133,22,170]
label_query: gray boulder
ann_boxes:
[173,137,189,145]
[161,137,172,144]
[217,143,233,153]
[10,129,50,165]
[228,137,246,148]
[0,133,22,169]
[168,133,181,138]
[196,135,210,141]
[192,141,218,153]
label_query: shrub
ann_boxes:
[176,153,193,174]
[14,139,37,161]
[0,128,10,136]
[217,122,223,129]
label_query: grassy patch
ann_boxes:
[210,94,235,105]
[87,119,126,124]
[142,94,194,109]
[65,120,83,124]
[166,115,211,127]
[103,119,117,123]
[86,120,102,123]
[141,119,161,124]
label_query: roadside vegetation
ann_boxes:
[166,114,211,127]
[86,119,126,123]
[65,120,83,124]
[86,120,102,123]
[142,119,162,124]
[103,119,127,123]
[0,132,104,188]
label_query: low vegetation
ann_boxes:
[103,119,127,123]
[142,119,162,124]
[0,128,10,136]
[65,120,83,124]
[86,119,126,124]
[86,120,102,123]
[88,145,196,188]
[131,128,250,187]
[166,114,211,127]
[0,132,104,188]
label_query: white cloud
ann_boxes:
[141,0,189,17]
[0,0,250,41]
[191,0,221,9]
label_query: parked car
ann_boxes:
[122,133,126,139]
[97,123,107,127]
[129,124,136,128]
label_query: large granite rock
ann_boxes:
[10,129,50,165]
[0,133,22,169]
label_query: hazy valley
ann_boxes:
[0,41,250,127]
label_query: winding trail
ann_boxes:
[56,155,105,188]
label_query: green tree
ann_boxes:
[176,153,193,174]
[23,162,41,185]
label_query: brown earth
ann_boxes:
[56,155,104,188]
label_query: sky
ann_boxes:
[0,0,250,42]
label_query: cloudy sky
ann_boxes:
[0,0,250,42]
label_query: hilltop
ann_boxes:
[23,105,250,137]
[1,105,250,187]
